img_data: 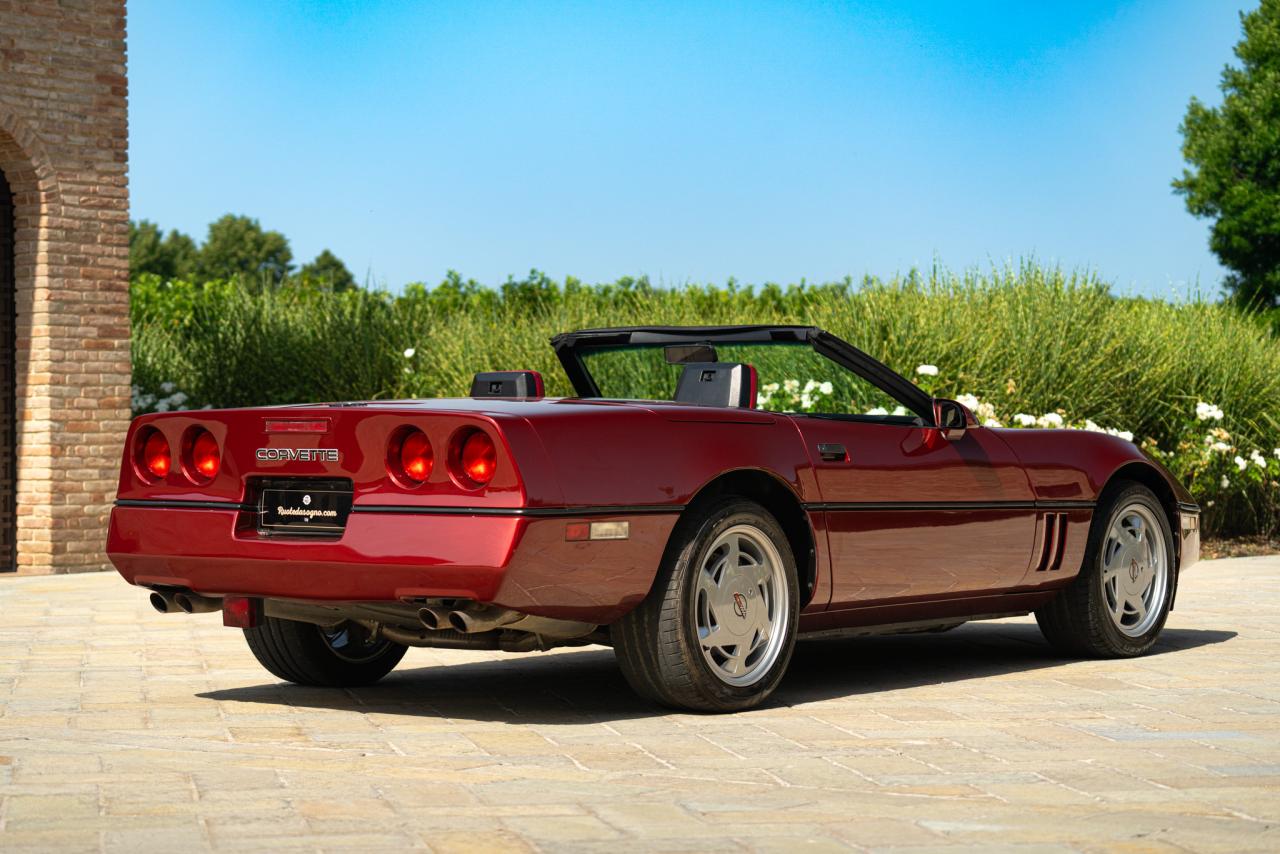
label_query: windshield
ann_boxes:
[579,342,912,417]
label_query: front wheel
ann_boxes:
[612,499,800,712]
[1035,482,1176,657]
[244,617,407,687]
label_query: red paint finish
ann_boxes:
[107,395,1198,630]
[795,420,1035,608]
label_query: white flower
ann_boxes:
[159,381,176,394]
[1036,413,1064,429]
[892,406,908,416]
[1250,450,1267,468]
[819,381,833,395]
[1274,448,1280,458]
[955,393,981,412]
[1221,476,1231,488]
[762,382,780,393]
[983,418,1003,428]
[755,394,771,408]
[915,364,939,377]
[1234,456,1248,472]
[1105,428,1134,442]
[799,393,815,410]
[1207,500,1216,507]
[1013,413,1037,427]
[1195,401,1224,422]
[168,392,188,406]
[155,401,170,413]
[1082,420,1103,433]
[783,379,800,394]
[865,407,889,416]
[403,347,416,358]
[1210,441,1231,453]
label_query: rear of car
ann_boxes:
[110,405,525,600]
[108,400,684,630]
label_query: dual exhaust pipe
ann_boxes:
[418,604,519,634]
[149,589,221,615]
[420,603,593,640]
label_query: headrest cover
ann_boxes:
[673,363,757,409]
[470,371,545,398]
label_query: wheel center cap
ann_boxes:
[731,591,749,619]
[1129,559,1141,584]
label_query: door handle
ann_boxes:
[817,443,849,462]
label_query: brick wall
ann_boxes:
[0,0,130,573]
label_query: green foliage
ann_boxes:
[298,249,357,292]
[128,220,197,281]
[131,265,1280,537]
[195,214,294,286]
[1174,0,1280,308]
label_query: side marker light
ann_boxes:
[565,521,630,541]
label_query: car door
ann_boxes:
[793,416,1037,609]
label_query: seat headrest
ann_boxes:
[470,371,545,398]
[673,363,757,409]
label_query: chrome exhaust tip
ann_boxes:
[149,591,174,613]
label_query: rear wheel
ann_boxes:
[1035,482,1175,657]
[244,617,407,687]
[612,499,799,712]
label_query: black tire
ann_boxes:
[612,498,800,712]
[244,617,407,687]
[1035,482,1176,657]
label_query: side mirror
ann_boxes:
[932,398,970,441]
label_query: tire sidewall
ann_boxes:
[672,500,800,709]
[1088,486,1176,655]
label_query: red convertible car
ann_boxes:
[108,325,1200,711]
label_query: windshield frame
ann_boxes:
[550,325,935,422]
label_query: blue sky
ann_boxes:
[129,1,1249,297]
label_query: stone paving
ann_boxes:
[0,557,1277,852]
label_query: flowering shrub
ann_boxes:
[131,382,198,415]
[756,380,835,412]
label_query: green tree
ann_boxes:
[1174,0,1280,308]
[128,219,197,281]
[196,214,294,286]
[298,249,357,291]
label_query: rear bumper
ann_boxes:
[107,505,678,624]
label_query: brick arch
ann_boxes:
[0,108,62,210]
[0,109,62,572]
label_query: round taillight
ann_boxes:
[458,430,497,486]
[400,430,433,482]
[189,429,220,481]
[141,430,171,479]
[388,427,433,486]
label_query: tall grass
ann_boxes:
[131,265,1280,536]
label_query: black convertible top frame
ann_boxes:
[550,325,936,423]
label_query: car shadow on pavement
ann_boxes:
[197,622,1235,724]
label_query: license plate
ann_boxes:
[258,483,352,534]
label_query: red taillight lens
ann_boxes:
[399,429,433,482]
[142,430,170,479]
[388,427,432,486]
[459,430,497,486]
[190,429,220,480]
